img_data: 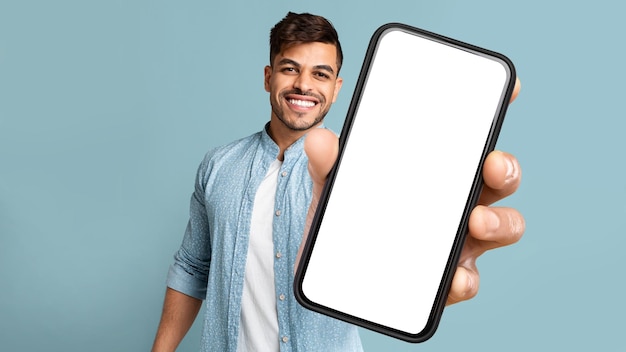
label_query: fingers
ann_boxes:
[478,151,521,205]
[448,77,521,305]
[468,205,525,249]
[476,76,521,205]
[446,266,479,306]
[447,205,525,305]
[510,77,521,104]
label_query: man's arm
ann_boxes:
[152,288,203,352]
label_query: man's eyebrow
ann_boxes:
[276,58,336,76]
[277,58,301,68]
[313,64,335,75]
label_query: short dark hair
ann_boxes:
[269,12,343,73]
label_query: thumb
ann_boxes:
[296,128,339,270]
[304,128,339,188]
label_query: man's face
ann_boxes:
[264,42,343,131]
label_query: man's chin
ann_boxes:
[280,116,324,132]
[285,123,318,132]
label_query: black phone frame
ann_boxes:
[294,22,517,343]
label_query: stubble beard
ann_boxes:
[271,90,330,131]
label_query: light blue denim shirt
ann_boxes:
[166,124,363,352]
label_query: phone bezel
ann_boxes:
[294,22,517,343]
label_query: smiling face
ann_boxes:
[264,42,343,134]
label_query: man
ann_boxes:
[152,12,524,352]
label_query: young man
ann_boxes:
[152,12,524,352]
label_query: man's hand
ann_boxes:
[296,128,339,265]
[299,78,524,306]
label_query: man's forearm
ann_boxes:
[152,287,203,352]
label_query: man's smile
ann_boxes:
[284,93,320,111]
[288,99,316,108]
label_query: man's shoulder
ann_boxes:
[204,130,263,161]
[193,130,266,179]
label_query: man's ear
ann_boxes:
[264,65,272,92]
[331,77,344,103]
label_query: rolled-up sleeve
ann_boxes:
[166,158,212,300]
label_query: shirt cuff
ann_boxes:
[165,263,207,300]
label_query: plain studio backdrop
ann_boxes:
[1,1,624,351]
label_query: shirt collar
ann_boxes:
[261,122,327,161]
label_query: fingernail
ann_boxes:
[486,208,500,233]
[504,155,517,183]
[466,272,475,296]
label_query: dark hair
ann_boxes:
[269,12,343,73]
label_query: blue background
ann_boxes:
[1,0,624,351]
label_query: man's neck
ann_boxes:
[267,120,320,161]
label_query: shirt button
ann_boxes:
[275,209,281,216]
[276,251,282,259]
[279,294,285,301]
[282,336,289,343]
[281,171,288,177]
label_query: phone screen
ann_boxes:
[295,24,515,342]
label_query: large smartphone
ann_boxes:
[294,23,516,343]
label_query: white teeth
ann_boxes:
[289,99,316,108]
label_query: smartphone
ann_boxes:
[294,23,516,343]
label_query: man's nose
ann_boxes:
[293,72,313,92]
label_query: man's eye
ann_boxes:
[315,72,330,79]
[282,67,297,74]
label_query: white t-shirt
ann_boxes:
[237,159,282,352]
